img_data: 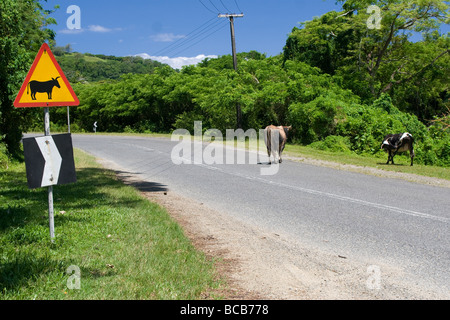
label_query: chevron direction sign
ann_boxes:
[23,134,77,189]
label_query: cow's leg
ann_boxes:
[387,150,396,165]
[279,144,286,164]
[266,148,271,164]
[386,151,391,164]
[392,150,398,164]
[269,129,280,165]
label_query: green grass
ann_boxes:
[284,144,450,181]
[210,135,449,181]
[39,130,450,182]
[63,53,107,63]
[0,149,221,300]
[203,134,449,181]
[70,132,449,181]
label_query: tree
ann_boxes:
[0,0,57,158]
[284,0,449,119]
[340,0,448,94]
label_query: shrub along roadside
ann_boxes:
[0,140,8,169]
[54,57,448,168]
[0,149,221,299]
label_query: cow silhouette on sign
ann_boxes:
[27,77,61,100]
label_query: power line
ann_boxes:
[171,20,229,57]
[167,20,226,57]
[198,0,217,14]
[219,0,231,12]
[233,0,242,13]
[208,0,221,13]
[157,19,226,57]
[150,0,244,61]
[152,17,217,56]
[153,18,217,56]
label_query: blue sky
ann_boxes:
[45,0,343,67]
[45,0,448,69]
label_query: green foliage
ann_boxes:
[309,135,352,153]
[0,0,57,159]
[0,141,8,169]
[54,52,166,83]
[15,1,447,167]
[285,0,449,121]
[45,50,449,167]
[0,110,7,168]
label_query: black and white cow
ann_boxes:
[381,132,415,166]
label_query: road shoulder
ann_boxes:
[96,157,448,300]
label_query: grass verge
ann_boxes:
[210,134,449,181]
[37,131,449,181]
[0,149,221,300]
[284,144,450,181]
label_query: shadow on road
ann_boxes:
[113,170,169,193]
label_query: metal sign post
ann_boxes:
[44,107,55,242]
[14,43,79,243]
[67,106,71,133]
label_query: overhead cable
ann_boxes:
[233,0,242,13]
[152,17,217,56]
[219,0,231,12]
[159,19,225,57]
[170,20,229,57]
[198,0,217,14]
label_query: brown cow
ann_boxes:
[264,125,292,164]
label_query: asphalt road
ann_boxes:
[71,134,449,298]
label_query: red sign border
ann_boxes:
[14,43,80,108]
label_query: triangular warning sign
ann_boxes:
[14,43,79,108]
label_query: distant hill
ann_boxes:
[53,48,167,83]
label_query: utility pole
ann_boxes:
[219,13,244,128]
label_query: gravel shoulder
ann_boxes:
[97,156,449,300]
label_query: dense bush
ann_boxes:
[0,109,9,168]
[0,140,8,169]
[43,54,449,167]
[309,135,352,153]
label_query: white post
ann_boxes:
[44,107,55,242]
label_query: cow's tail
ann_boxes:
[27,82,30,95]
[264,128,271,156]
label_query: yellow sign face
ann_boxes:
[14,43,79,108]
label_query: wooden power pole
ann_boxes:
[219,13,244,128]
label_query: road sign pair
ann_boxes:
[14,43,80,241]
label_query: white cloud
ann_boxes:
[88,25,112,33]
[59,28,84,35]
[134,53,218,69]
[59,25,122,34]
[150,33,186,42]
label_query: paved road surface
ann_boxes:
[70,134,449,298]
